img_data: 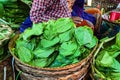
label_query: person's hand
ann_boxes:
[72,16,83,24]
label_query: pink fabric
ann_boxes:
[30,0,71,23]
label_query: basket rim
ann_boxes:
[9,34,98,71]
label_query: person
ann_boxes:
[68,0,102,31]
[20,0,101,32]
[20,0,72,32]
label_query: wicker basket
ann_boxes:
[90,37,116,80]
[92,0,119,11]
[0,18,13,46]
[9,35,98,80]
[0,24,13,46]
[0,19,14,80]
[0,56,14,80]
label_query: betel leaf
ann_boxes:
[85,36,98,49]
[59,29,73,43]
[46,51,58,67]
[43,20,57,40]
[55,18,75,33]
[33,47,55,58]
[16,39,27,49]
[74,26,93,46]
[68,47,81,59]
[59,40,77,57]
[16,38,35,51]
[17,46,32,63]
[30,58,48,68]
[51,54,73,67]
[19,23,44,40]
[96,51,120,72]
[30,52,57,68]
[96,51,114,67]
[105,44,120,58]
[50,59,62,67]
[40,37,60,48]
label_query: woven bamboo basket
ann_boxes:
[90,36,116,80]
[9,35,98,80]
[0,23,13,46]
[92,0,119,12]
[0,19,14,80]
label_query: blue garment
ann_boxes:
[20,16,32,33]
[71,0,96,25]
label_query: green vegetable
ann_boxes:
[14,18,97,68]
[17,46,33,63]
[94,32,120,79]
[33,47,55,58]
[59,40,77,57]
[40,37,60,48]
[74,26,93,46]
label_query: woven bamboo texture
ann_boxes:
[9,35,98,80]
[0,23,13,46]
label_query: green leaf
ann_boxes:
[16,39,35,51]
[55,18,75,33]
[59,40,77,57]
[68,47,81,59]
[85,36,98,49]
[20,23,44,40]
[96,51,114,67]
[74,26,93,46]
[50,59,62,67]
[59,29,73,43]
[33,47,55,58]
[43,20,57,40]
[17,46,32,63]
[30,58,48,68]
[40,37,59,48]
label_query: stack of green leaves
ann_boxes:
[13,18,98,68]
[94,32,120,80]
[0,1,30,29]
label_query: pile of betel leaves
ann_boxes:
[94,32,120,80]
[0,19,12,61]
[0,0,30,29]
[13,18,98,68]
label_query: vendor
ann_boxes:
[20,0,101,33]
[20,0,72,32]
[68,0,102,31]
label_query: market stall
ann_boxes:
[0,0,120,80]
